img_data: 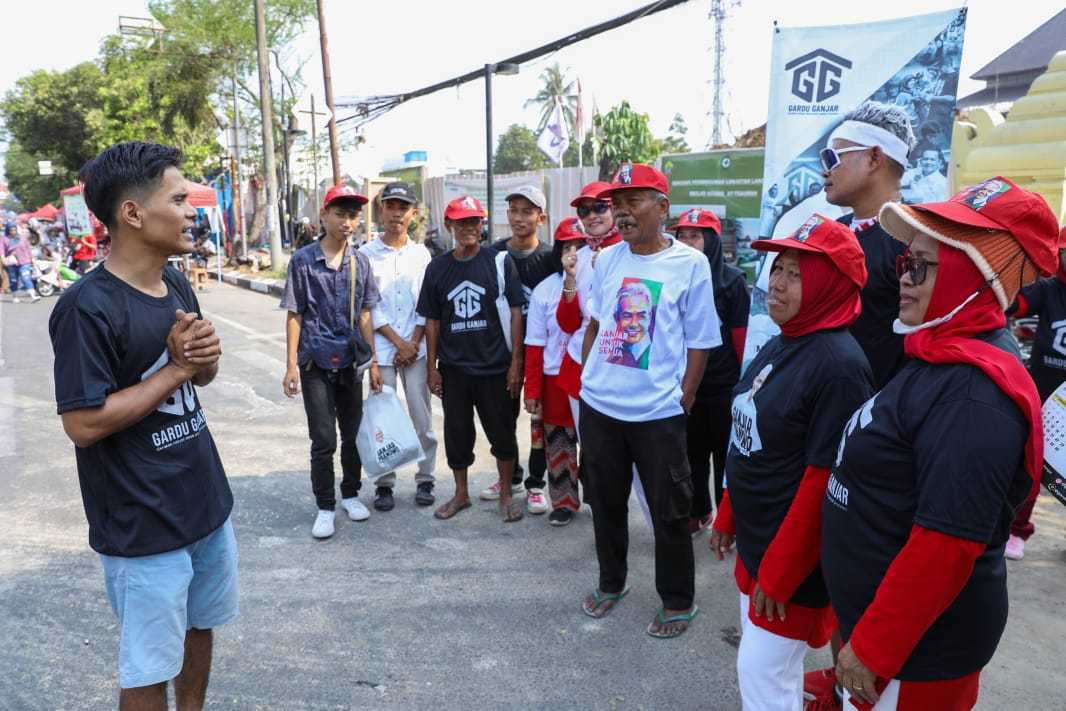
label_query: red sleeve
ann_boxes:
[712,489,736,535]
[731,327,747,365]
[757,465,829,602]
[556,293,582,334]
[849,525,984,680]
[523,345,545,400]
[1009,293,1029,318]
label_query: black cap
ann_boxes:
[379,182,417,204]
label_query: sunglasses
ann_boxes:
[576,201,611,219]
[895,252,939,286]
[819,146,871,172]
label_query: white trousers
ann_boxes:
[737,593,807,711]
[569,395,652,527]
[375,357,438,486]
[843,682,902,711]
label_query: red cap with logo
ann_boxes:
[667,208,722,236]
[444,195,486,221]
[554,216,587,242]
[322,184,369,209]
[596,163,669,199]
[570,181,614,207]
[752,213,867,288]
[907,176,1059,275]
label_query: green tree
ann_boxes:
[493,124,549,174]
[594,101,660,179]
[3,141,70,210]
[562,135,594,168]
[524,63,577,135]
[659,113,689,155]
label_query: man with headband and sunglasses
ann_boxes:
[821,101,918,390]
[823,178,1059,710]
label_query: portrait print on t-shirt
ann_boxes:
[446,280,488,334]
[597,277,662,370]
[730,362,772,457]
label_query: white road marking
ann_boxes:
[229,348,287,378]
[202,310,259,336]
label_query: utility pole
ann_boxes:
[254,0,282,267]
[316,0,342,185]
[298,94,329,218]
[484,64,494,242]
[231,68,247,258]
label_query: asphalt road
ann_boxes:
[1,281,1064,710]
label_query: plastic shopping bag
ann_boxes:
[356,385,425,479]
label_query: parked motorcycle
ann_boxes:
[32,258,79,297]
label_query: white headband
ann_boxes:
[827,120,911,169]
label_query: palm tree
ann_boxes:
[524,63,578,137]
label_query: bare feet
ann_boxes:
[499,497,523,523]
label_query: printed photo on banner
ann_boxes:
[597,277,662,370]
[744,7,968,372]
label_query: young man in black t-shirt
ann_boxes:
[418,195,526,522]
[480,185,557,513]
[49,142,236,709]
[822,101,917,390]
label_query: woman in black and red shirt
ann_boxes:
[710,214,873,710]
[824,178,1059,711]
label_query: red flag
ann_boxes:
[575,78,584,144]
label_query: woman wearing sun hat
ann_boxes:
[709,214,874,710]
[822,177,1059,711]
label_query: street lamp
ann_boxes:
[484,61,520,242]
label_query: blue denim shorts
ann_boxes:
[99,518,239,688]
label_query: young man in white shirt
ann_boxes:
[578,164,720,639]
[360,182,438,510]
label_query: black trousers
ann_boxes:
[580,401,695,610]
[686,391,732,517]
[300,362,363,510]
[441,365,518,470]
[509,395,544,489]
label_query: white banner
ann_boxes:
[745,8,968,370]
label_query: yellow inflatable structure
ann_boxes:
[951,50,1066,223]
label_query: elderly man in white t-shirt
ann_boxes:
[360,182,438,511]
[578,163,720,639]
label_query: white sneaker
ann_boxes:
[312,510,335,539]
[479,480,524,501]
[526,488,550,515]
[30,292,40,302]
[340,497,370,521]
[12,296,20,303]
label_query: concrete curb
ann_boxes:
[221,271,285,297]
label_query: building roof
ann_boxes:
[971,9,1066,80]
[957,81,1034,108]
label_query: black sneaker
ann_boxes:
[373,486,395,512]
[415,482,436,507]
[548,509,574,526]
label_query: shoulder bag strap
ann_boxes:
[349,250,356,331]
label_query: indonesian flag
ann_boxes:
[537,98,570,165]
[575,78,584,145]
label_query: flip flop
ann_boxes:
[433,499,472,520]
[501,498,524,523]
[581,587,630,619]
[646,605,700,639]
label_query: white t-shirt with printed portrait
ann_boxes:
[580,237,720,422]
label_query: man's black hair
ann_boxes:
[79,141,183,230]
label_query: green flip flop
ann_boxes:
[581,587,630,619]
[646,605,700,639]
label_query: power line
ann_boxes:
[334,0,693,130]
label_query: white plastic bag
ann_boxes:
[356,385,425,479]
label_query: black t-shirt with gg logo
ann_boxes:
[416,248,525,376]
[725,327,873,607]
[1016,276,1066,400]
[821,329,1031,680]
[49,266,231,557]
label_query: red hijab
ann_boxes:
[1056,227,1066,283]
[779,250,863,338]
[904,242,1043,494]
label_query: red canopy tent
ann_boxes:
[186,181,218,208]
[29,203,59,221]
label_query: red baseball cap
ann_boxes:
[905,177,1059,275]
[596,163,669,199]
[752,213,867,288]
[322,184,368,209]
[444,195,486,221]
[554,216,587,242]
[570,181,613,207]
[667,208,722,236]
